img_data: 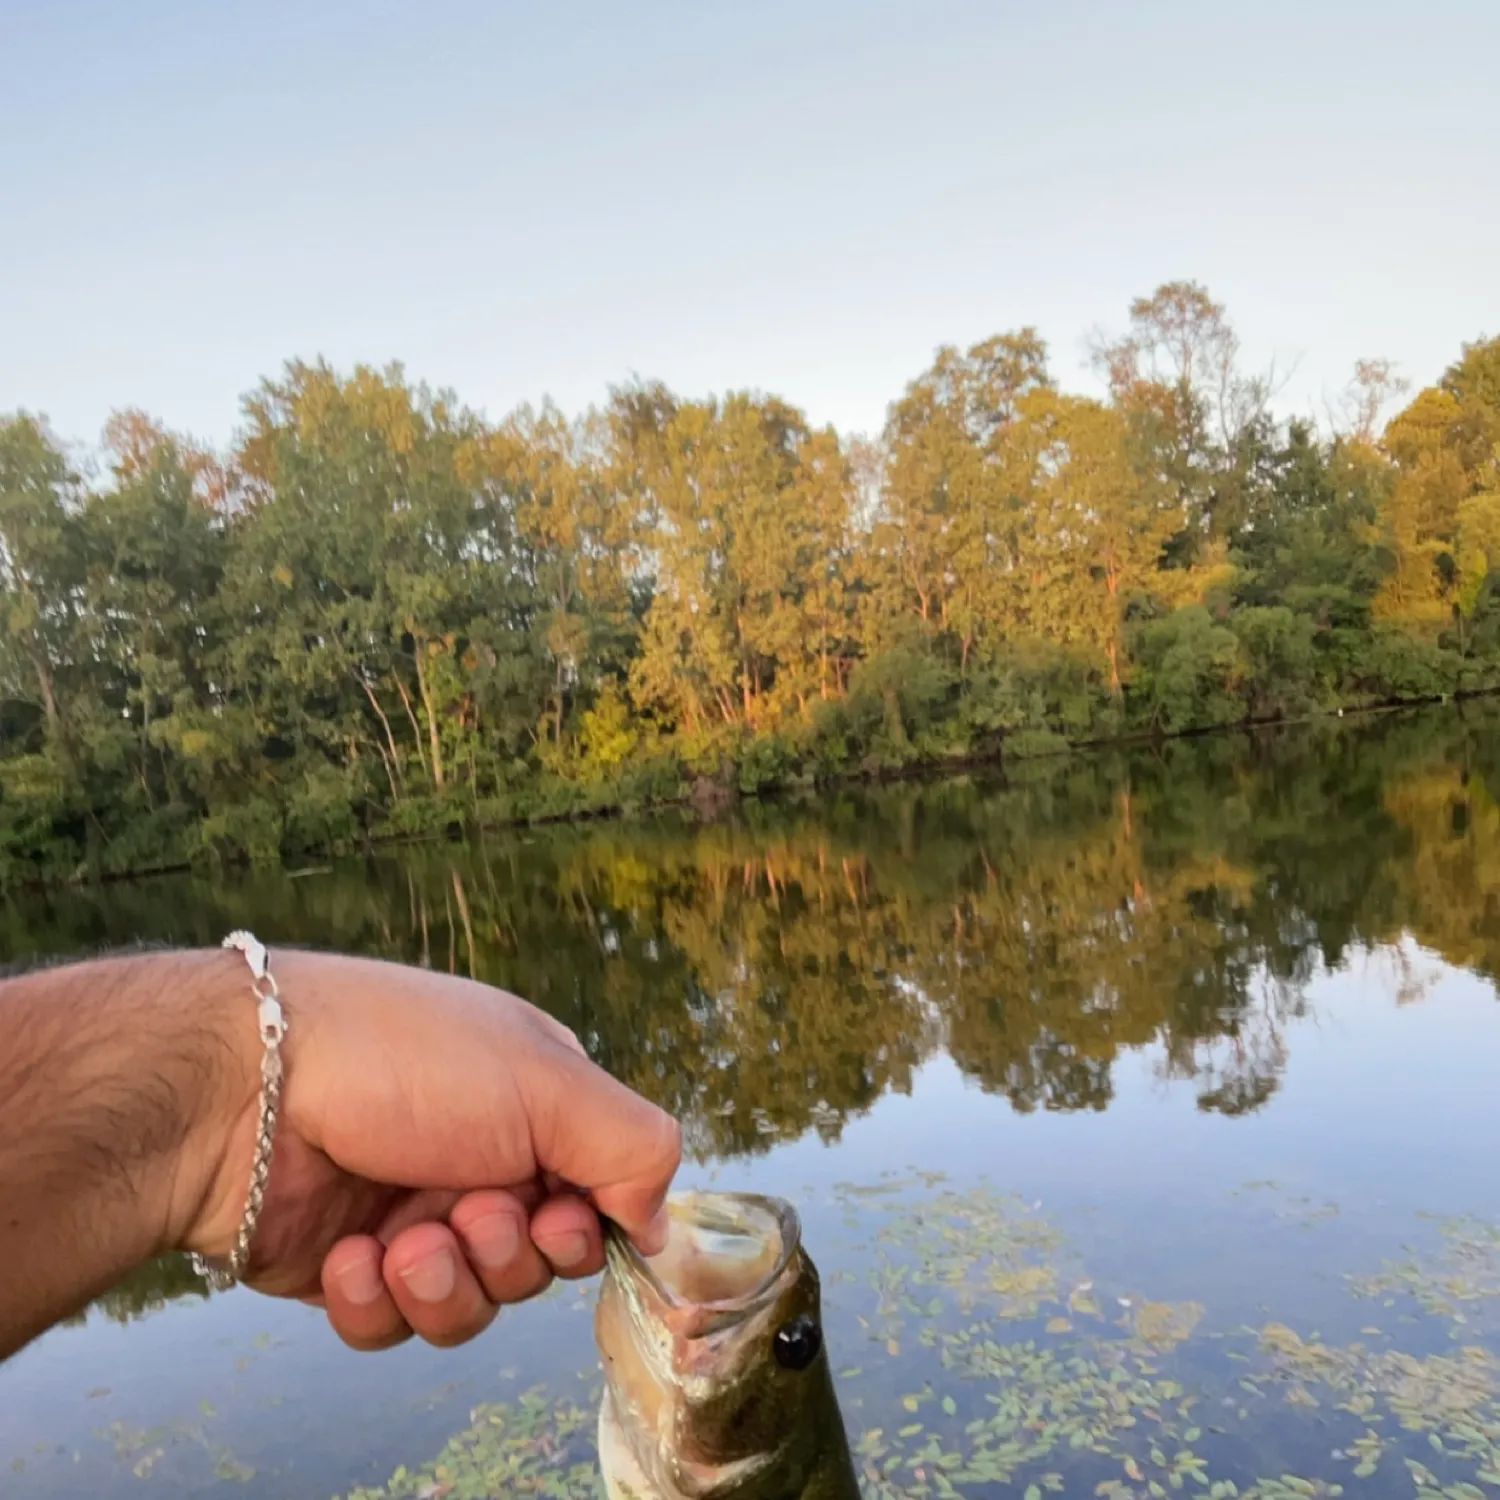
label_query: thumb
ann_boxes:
[521,1044,682,1256]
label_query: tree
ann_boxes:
[624,392,811,737]
[1092,281,1277,548]
[1377,388,1477,630]
[0,415,86,755]
[224,360,538,813]
[1014,391,1182,692]
[1335,358,1410,446]
[1231,420,1386,643]
[80,423,231,815]
[785,426,860,708]
[869,331,1051,667]
[488,402,638,758]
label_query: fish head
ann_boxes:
[596,1191,832,1499]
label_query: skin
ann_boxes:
[0,945,682,1362]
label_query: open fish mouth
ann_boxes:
[598,1192,809,1488]
[604,1192,801,1330]
[597,1190,859,1500]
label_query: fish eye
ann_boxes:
[772,1314,822,1371]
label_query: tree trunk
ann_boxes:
[884,686,908,746]
[412,642,446,790]
[33,656,60,741]
[370,734,401,804]
[393,675,431,782]
[139,680,155,808]
[737,611,754,724]
[451,870,477,979]
[1105,561,1123,695]
[354,671,406,795]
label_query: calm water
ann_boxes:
[4,706,1500,1498]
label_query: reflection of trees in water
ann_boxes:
[423,708,1500,1140]
[1382,766,1500,978]
[8,706,1500,1181]
[77,1255,208,1327]
[1166,974,1298,1117]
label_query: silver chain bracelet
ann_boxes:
[188,930,287,1291]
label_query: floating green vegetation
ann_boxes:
[97,1412,255,1484]
[340,1388,599,1500]
[1250,1319,1500,1475]
[1231,1182,1342,1233]
[1128,1300,1206,1354]
[844,1179,1076,1344]
[861,1335,1210,1498]
[319,1179,1500,1500]
[1350,1216,1500,1335]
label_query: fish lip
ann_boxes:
[604,1191,802,1322]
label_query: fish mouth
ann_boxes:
[599,1193,802,1496]
[598,1193,809,1498]
[605,1191,800,1332]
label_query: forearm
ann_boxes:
[0,948,253,1359]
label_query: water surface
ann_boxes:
[4,706,1500,1497]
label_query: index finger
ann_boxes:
[520,1043,682,1256]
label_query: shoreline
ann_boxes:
[9,683,1496,897]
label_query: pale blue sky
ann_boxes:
[3,0,1497,452]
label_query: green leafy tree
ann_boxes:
[4,296,1500,883]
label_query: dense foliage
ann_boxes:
[3,282,1499,882]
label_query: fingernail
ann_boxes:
[548,1231,590,1270]
[400,1250,456,1304]
[467,1212,521,1270]
[638,1207,670,1257]
[335,1258,384,1307]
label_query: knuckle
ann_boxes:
[650,1108,684,1170]
[424,1307,498,1349]
[476,1253,552,1307]
[336,1319,413,1353]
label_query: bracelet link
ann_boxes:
[258,994,286,1044]
[188,930,287,1292]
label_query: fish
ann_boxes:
[594,1190,861,1500]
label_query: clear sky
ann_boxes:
[3,0,1497,453]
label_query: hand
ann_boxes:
[180,950,682,1352]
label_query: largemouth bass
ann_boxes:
[595,1191,860,1500]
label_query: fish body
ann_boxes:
[595,1191,860,1500]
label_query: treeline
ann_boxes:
[2,281,1499,881]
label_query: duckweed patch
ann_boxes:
[340,1389,599,1500]
[97,1415,255,1484]
[1350,1217,1500,1336]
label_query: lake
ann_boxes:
[3,705,1500,1499]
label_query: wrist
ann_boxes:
[167,946,279,1267]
